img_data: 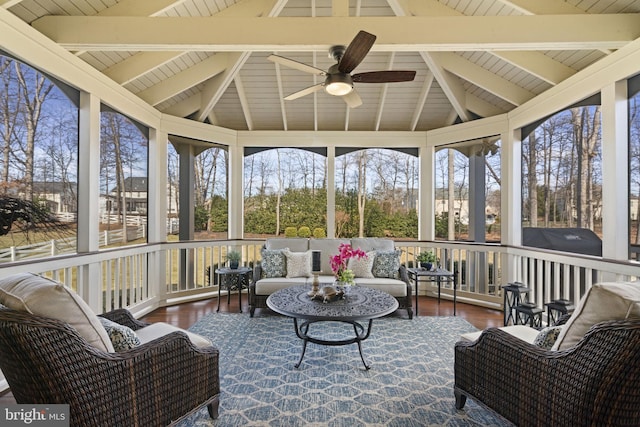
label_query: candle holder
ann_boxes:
[308,251,322,297]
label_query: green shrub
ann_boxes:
[313,227,326,238]
[298,226,311,237]
[284,226,298,237]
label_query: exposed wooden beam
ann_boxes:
[136,54,228,106]
[434,52,535,106]
[489,51,575,86]
[32,15,640,51]
[495,0,586,15]
[332,0,349,17]
[104,51,185,85]
[420,52,471,122]
[0,0,23,8]
[234,75,253,130]
[196,52,249,122]
[96,0,188,17]
[410,71,434,131]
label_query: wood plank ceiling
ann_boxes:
[5,0,640,133]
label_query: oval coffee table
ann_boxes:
[266,285,398,370]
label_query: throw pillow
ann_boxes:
[372,250,401,279]
[283,249,312,278]
[261,248,287,278]
[552,281,640,350]
[0,273,114,352]
[98,316,141,352]
[347,251,376,278]
[533,325,563,350]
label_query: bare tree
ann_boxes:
[12,62,54,199]
[356,150,368,237]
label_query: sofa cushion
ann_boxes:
[351,238,394,253]
[0,273,114,353]
[353,278,407,297]
[261,248,287,278]
[254,277,309,294]
[309,239,349,275]
[372,250,401,279]
[135,322,212,349]
[348,251,376,278]
[533,325,563,350]
[99,316,141,352]
[552,281,640,350]
[283,249,313,278]
[266,238,309,252]
[460,325,540,344]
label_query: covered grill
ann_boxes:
[523,227,602,256]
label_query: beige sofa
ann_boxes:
[250,238,413,318]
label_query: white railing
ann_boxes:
[1,239,639,322]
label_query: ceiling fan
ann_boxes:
[267,30,416,108]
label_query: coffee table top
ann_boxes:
[267,285,398,322]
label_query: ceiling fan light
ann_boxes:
[324,74,353,96]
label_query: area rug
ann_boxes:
[178,313,511,426]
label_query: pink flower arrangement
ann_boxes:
[330,243,367,284]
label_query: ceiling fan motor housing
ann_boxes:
[329,45,347,62]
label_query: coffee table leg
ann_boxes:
[293,318,310,369]
[354,319,374,370]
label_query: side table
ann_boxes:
[215,267,252,313]
[407,267,456,315]
[501,282,531,326]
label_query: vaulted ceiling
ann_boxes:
[5,0,640,133]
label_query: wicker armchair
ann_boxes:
[0,307,220,427]
[454,318,640,426]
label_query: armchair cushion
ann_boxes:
[372,250,401,279]
[135,322,212,349]
[98,316,141,351]
[0,273,114,352]
[552,281,640,350]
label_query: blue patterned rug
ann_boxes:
[178,313,510,426]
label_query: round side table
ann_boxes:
[215,267,252,313]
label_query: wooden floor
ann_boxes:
[142,293,504,330]
[0,294,503,404]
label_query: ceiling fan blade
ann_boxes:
[338,30,376,74]
[268,55,326,76]
[342,90,362,108]
[284,83,324,101]
[352,70,417,83]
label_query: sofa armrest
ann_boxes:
[253,265,263,282]
[455,319,640,426]
[398,265,412,298]
[100,308,150,331]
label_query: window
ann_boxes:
[434,139,500,242]
[629,75,640,259]
[244,148,327,238]
[335,148,418,239]
[522,104,602,251]
[99,108,148,248]
[194,146,228,239]
[0,55,79,260]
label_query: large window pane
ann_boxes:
[194,147,228,239]
[0,55,78,261]
[335,148,418,239]
[522,105,602,253]
[244,148,327,237]
[434,140,500,242]
[99,109,148,248]
[629,76,640,259]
